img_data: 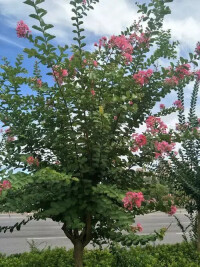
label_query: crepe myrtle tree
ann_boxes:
[149,62,200,252]
[0,0,198,266]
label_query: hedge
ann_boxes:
[0,242,200,267]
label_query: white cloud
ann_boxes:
[0,0,138,43]
[163,0,200,49]
[83,0,138,36]
[1,0,200,50]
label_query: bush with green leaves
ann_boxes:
[0,0,198,266]
[0,243,200,267]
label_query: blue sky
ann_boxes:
[0,0,200,127]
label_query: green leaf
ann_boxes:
[23,0,35,7]
[46,35,56,41]
[35,0,45,4]
[35,36,45,42]
[32,25,43,32]
[189,53,193,60]
[192,60,198,66]
[44,24,54,31]
[29,14,40,20]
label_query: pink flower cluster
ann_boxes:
[91,89,95,96]
[195,42,200,55]
[195,70,200,81]
[164,76,179,86]
[93,60,98,67]
[36,79,42,87]
[123,191,145,210]
[164,64,191,86]
[154,141,175,158]
[53,67,68,85]
[129,32,150,46]
[137,223,143,232]
[168,205,177,216]
[109,35,133,54]
[95,32,149,64]
[97,36,107,48]
[131,223,143,232]
[7,136,15,142]
[146,116,168,134]
[110,35,134,64]
[133,69,153,86]
[0,180,11,195]
[175,64,191,80]
[27,156,39,167]
[160,104,165,110]
[16,20,31,38]
[131,133,147,152]
[173,100,184,110]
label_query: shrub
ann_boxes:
[0,243,200,267]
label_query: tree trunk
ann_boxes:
[74,240,84,267]
[197,210,200,252]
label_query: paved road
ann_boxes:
[0,210,191,255]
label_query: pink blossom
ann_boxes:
[27,156,39,167]
[137,33,149,44]
[146,116,168,134]
[123,192,145,210]
[98,37,108,48]
[160,104,165,110]
[82,0,86,4]
[154,141,175,158]
[93,60,98,67]
[198,118,200,124]
[129,32,150,46]
[173,100,184,110]
[137,223,143,232]
[91,89,95,96]
[114,116,118,120]
[164,76,179,86]
[123,52,133,64]
[133,69,153,86]
[7,136,15,142]
[175,64,191,80]
[155,152,162,159]
[16,20,31,38]
[36,79,42,87]
[83,59,87,64]
[129,101,133,105]
[62,69,68,77]
[133,134,147,147]
[195,42,200,55]
[94,42,98,47]
[109,35,133,54]
[55,160,60,165]
[131,146,139,152]
[53,66,68,85]
[2,180,11,189]
[195,70,200,81]
[69,55,74,61]
[168,205,177,216]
